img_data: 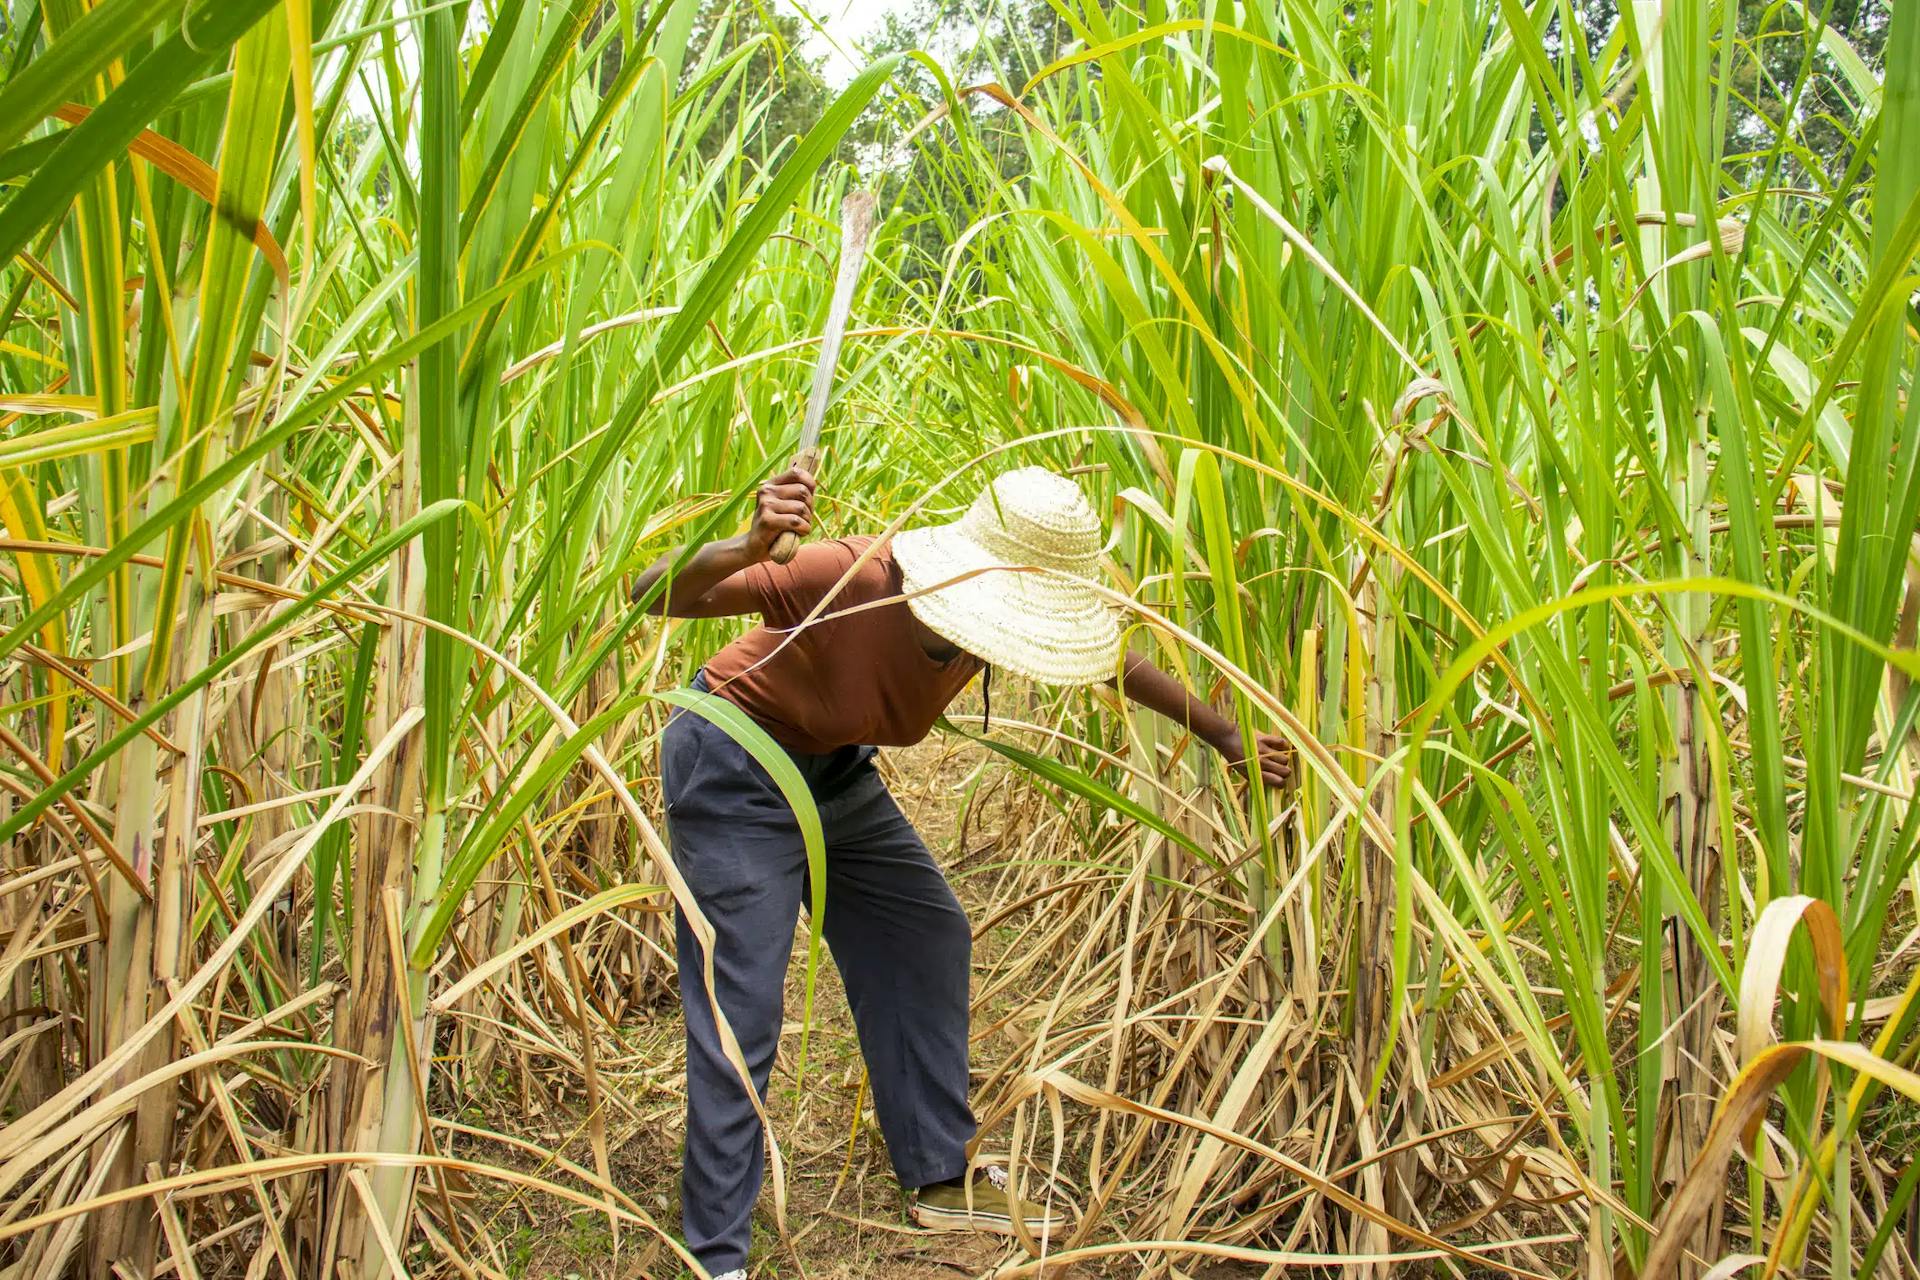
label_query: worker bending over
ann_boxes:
[632,465,1291,1280]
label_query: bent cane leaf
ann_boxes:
[655,687,831,1085]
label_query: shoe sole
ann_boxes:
[911,1203,1065,1238]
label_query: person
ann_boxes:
[632,465,1292,1280]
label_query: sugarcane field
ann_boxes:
[1,0,1917,1277]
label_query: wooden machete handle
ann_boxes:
[764,445,820,566]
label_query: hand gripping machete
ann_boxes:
[766,190,877,565]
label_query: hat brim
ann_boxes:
[893,523,1123,687]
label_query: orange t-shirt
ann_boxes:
[702,536,983,754]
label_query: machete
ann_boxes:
[767,189,877,565]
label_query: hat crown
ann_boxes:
[958,467,1101,573]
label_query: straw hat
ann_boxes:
[893,467,1124,686]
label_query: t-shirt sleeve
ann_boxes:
[739,538,865,629]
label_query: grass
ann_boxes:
[1,0,1918,1278]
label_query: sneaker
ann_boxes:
[711,1271,746,1280]
[911,1164,1068,1238]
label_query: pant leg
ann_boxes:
[818,770,976,1189]
[665,712,807,1275]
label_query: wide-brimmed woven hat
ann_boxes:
[892,467,1123,686]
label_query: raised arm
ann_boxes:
[1109,650,1293,787]
[630,467,816,617]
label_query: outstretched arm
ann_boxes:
[629,467,816,617]
[1109,651,1293,787]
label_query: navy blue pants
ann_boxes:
[662,677,976,1274]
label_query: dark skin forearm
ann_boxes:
[630,534,759,616]
[1109,650,1294,787]
[1108,651,1237,748]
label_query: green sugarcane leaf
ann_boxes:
[459,0,532,130]
[655,687,832,1086]
[0,131,67,184]
[943,718,1210,861]
[312,619,381,987]
[0,0,180,154]
[458,47,658,380]
[459,0,600,252]
[0,0,282,267]
[142,10,290,695]
[0,407,157,469]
